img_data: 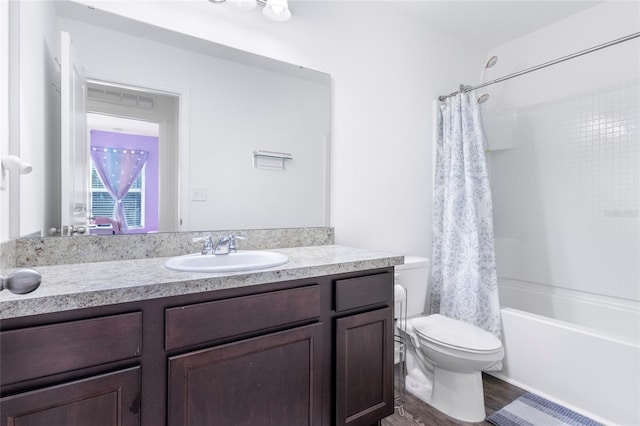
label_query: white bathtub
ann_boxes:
[492,279,640,426]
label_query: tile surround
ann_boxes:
[490,79,639,300]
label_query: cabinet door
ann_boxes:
[168,323,322,426]
[336,308,394,426]
[0,367,140,426]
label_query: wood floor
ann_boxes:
[382,373,527,426]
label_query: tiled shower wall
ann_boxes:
[488,79,639,302]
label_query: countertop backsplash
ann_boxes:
[1,239,16,272]
[5,227,335,268]
[0,244,402,319]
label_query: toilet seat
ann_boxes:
[410,314,502,354]
[395,256,505,422]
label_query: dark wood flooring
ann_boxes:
[382,373,527,426]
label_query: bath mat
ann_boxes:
[487,393,604,426]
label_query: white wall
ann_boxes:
[12,1,61,239]
[486,1,640,302]
[0,0,9,243]
[81,0,486,257]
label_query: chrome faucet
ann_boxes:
[192,235,216,255]
[213,234,245,255]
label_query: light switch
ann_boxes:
[191,187,207,201]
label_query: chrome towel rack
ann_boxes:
[252,150,293,170]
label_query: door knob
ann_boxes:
[0,269,41,294]
[72,225,87,235]
[59,225,87,236]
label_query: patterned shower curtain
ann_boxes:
[430,92,502,358]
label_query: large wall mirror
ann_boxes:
[10,0,331,238]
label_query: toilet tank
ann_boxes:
[395,256,430,317]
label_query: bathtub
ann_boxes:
[491,279,640,426]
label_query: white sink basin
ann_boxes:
[164,250,289,273]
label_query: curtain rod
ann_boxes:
[439,32,640,101]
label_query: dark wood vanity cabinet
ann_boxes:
[168,323,323,426]
[0,313,143,426]
[0,267,394,426]
[336,308,394,426]
[1,367,141,426]
[333,273,395,426]
[165,285,323,426]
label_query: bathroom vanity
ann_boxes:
[0,244,402,426]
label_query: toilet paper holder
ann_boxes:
[394,284,407,416]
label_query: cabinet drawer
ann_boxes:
[0,312,142,386]
[335,272,392,312]
[165,285,320,351]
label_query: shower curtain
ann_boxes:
[430,92,502,356]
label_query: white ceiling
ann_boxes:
[375,1,603,49]
[66,1,604,53]
[79,1,605,135]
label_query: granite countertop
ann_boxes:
[0,245,403,320]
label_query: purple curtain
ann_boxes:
[90,146,149,232]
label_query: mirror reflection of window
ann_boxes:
[87,122,160,235]
[90,164,146,231]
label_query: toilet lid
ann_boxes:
[411,314,502,353]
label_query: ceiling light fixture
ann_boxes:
[209,0,292,22]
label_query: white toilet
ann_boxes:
[394,256,504,423]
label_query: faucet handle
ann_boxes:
[193,235,215,255]
[192,235,212,244]
[228,234,245,253]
